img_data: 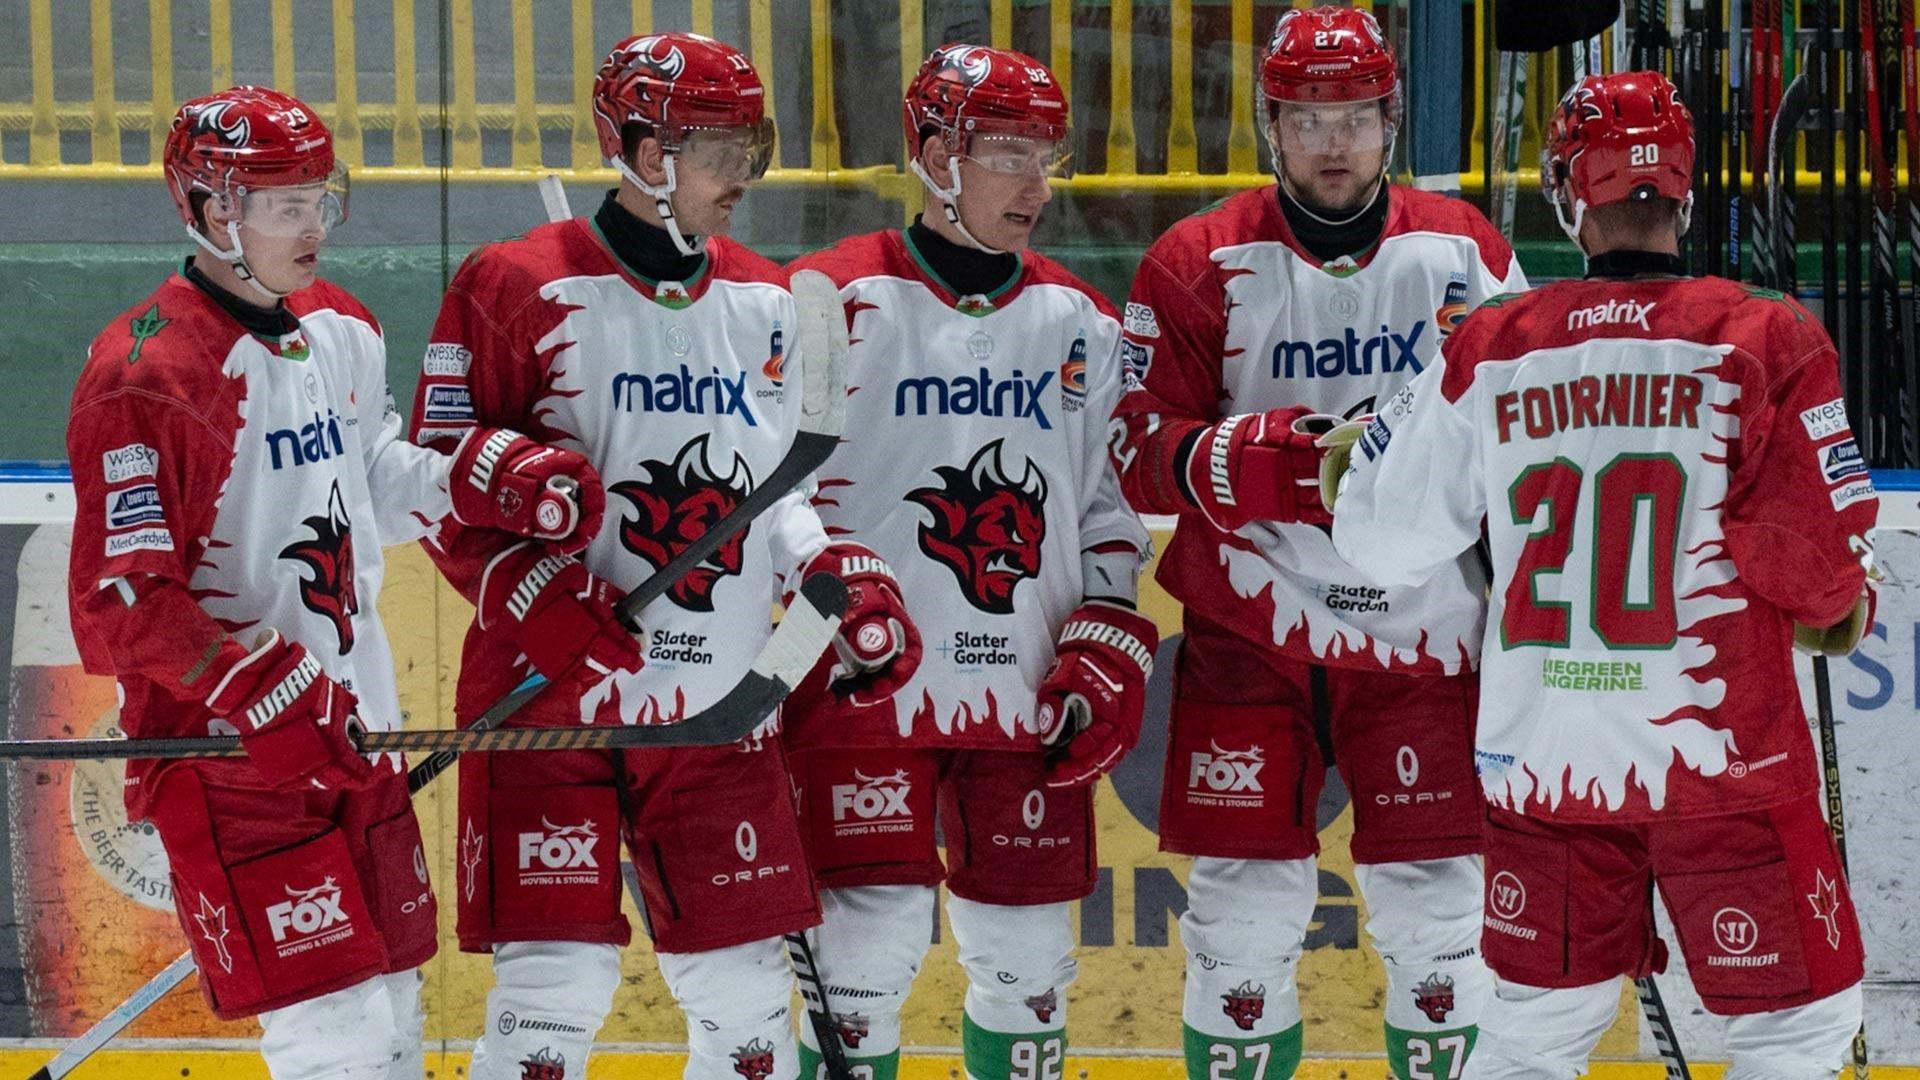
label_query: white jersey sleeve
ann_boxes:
[1076,315,1153,559]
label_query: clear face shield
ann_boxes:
[674,119,775,184]
[957,132,1073,180]
[229,163,351,238]
[1266,98,1393,160]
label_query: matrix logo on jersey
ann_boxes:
[264,877,355,958]
[105,484,166,530]
[829,769,915,838]
[1186,741,1265,807]
[894,367,1056,429]
[611,364,758,426]
[266,408,346,470]
[906,439,1047,615]
[1270,320,1426,380]
[613,434,754,612]
[279,481,359,654]
[516,817,600,887]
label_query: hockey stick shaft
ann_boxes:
[1636,972,1693,1080]
[1813,655,1871,1078]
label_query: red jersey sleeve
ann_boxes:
[1723,310,1878,627]
[1110,237,1229,515]
[67,380,249,705]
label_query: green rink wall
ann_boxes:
[6,237,1861,462]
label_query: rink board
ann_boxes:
[1,467,1916,1073]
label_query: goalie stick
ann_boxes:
[21,185,854,1080]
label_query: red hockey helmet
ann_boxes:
[164,86,346,231]
[902,44,1069,157]
[1260,7,1400,108]
[1542,71,1695,217]
[591,32,772,166]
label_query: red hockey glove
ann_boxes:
[205,630,376,793]
[451,428,606,554]
[478,544,644,685]
[1178,405,1329,530]
[805,543,922,707]
[1036,601,1159,789]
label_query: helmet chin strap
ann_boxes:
[615,155,702,257]
[909,157,1007,256]
[186,220,291,303]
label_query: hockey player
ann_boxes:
[1327,71,1877,1080]
[1109,8,1529,1078]
[409,33,921,1080]
[66,86,605,1079]
[782,43,1155,1080]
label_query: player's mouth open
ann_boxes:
[1005,212,1034,225]
[295,253,318,266]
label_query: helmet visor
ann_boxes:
[676,120,775,184]
[960,133,1073,179]
[236,163,350,237]
[1267,98,1392,157]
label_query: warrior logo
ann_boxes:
[518,1047,566,1080]
[279,480,359,654]
[731,1038,777,1080]
[1412,972,1455,1023]
[906,439,1047,615]
[931,45,995,88]
[626,35,687,82]
[833,1012,870,1048]
[613,434,754,612]
[1024,988,1058,1023]
[1221,980,1266,1031]
[187,99,252,147]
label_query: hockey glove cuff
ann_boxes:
[1037,601,1159,789]
[451,428,606,554]
[1177,406,1330,530]
[205,630,376,792]
[478,543,644,686]
[1794,581,1878,657]
[805,543,922,708]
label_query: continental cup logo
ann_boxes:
[1059,333,1088,412]
[1436,278,1470,338]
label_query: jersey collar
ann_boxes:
[895,228,1028,316]
[586,216,714,308]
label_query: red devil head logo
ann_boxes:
[730,1038,776,1080]
[1221,980,1266,1031]
[932,45,996,88]
[906,439,1047,615]
[518,1046,566,1080]
[832,1012,870,1048]
[612,434,754,612]
[278,480,358,654]
[1412,972,1455,1023]
[1024,988,1058,1023]
[188,99,253,147]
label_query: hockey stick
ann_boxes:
[1904,0,1920,468]
[1636,972,1693,1080]
[1862,0,1913,466]
[22,188,854,1080]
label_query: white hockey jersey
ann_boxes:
[69,273,452,812]
[1113,186,1528,674]
[412,219,829,727]
[788,229,1149,749]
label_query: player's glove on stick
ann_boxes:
[806,543,922,707]
[451,427,606,554]
[1300,413,1372,512]
[479,543,644,686]
[1794,581,1879,657]
[1037,601,1159,788]
[1178,405,1329,529]
[205,629,376,792]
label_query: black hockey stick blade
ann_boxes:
[786,930,857,1080]
[0,575,847,762]
[1635,975,1694,1080]
[1496,0,1622,51]
[616,268,848,628]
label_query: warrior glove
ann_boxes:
[1037,601,1159,788]
[451,428,606,554]
[205,629,376,792]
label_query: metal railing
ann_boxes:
[0,0,1551,200]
